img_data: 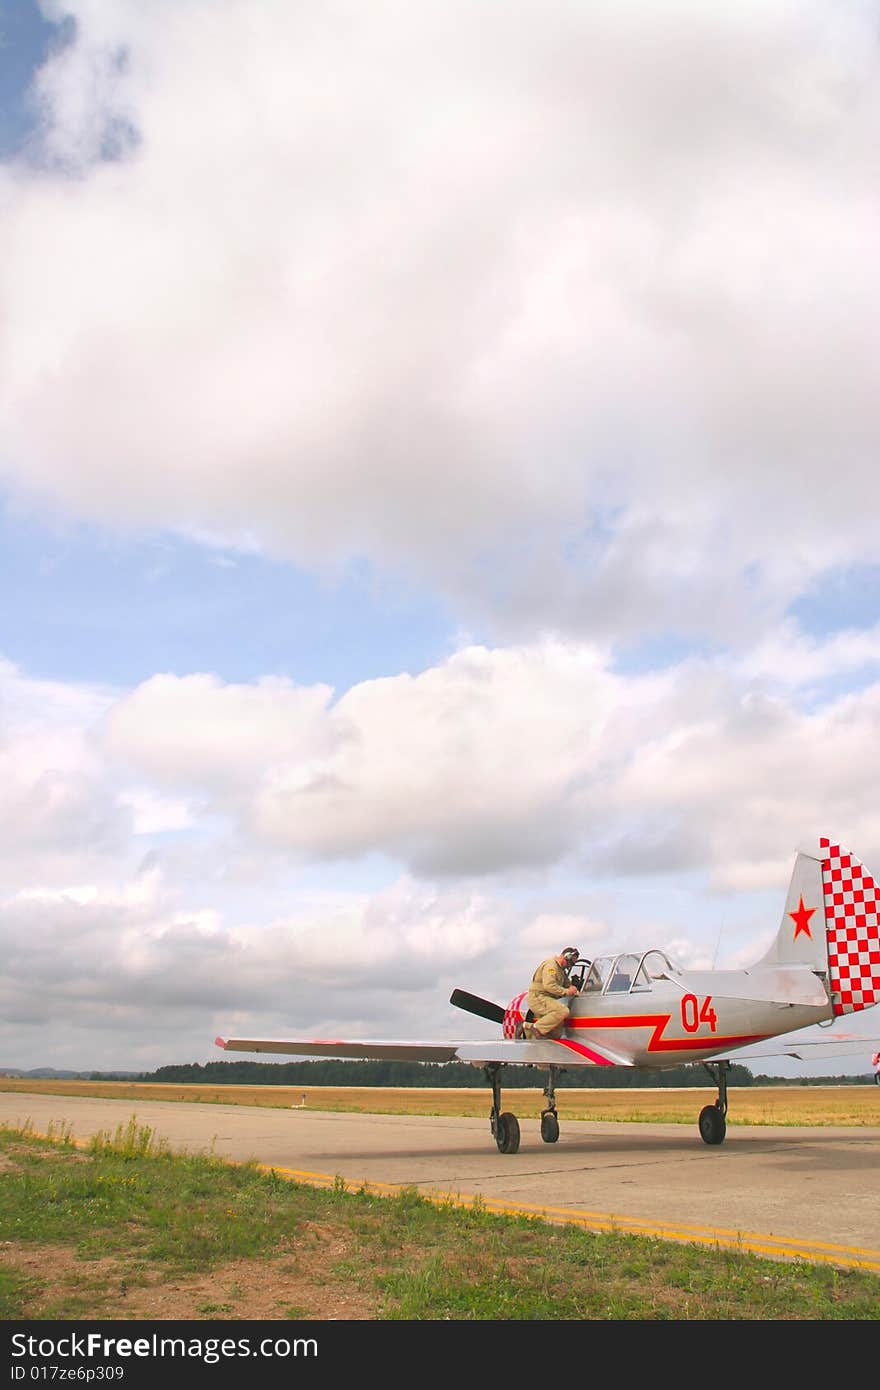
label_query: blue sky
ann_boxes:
[2,1,880,1078]
[0,495,454,690]
[0,0,53,157]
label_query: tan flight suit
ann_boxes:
[526,956,574,1038]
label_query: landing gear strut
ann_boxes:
[540,1067,560,1143]
[698,1059,729,1145]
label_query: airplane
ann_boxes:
[215,837,880,1154]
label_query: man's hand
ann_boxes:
[568,984,578,995]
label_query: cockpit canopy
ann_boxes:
[578,950,679,996]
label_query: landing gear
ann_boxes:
[540,1067,561,1143]
[487,1064,521,1153]
[698,1060,729,1145]
[486,1063,563,1151]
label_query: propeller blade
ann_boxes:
[449,989,506,1024]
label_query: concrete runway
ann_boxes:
[3,1090,880,1273]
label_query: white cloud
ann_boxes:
[93,639,880,886]
[1,2,878,642]
[7,629,880,900]
[736,619,880,689]
[102,672,337,792]
[0,863,506,1067]
[0,658,128,888]
[117,787,194,835]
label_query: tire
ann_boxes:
[698,1104,726,1146]
[495,1111,521,1154]
[540,1111,560,1144]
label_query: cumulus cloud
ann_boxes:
[0,862,507,1068]
[1,2,879,642]
[8,629,880,900]
[0,658,128,889]
[95,638,880,884]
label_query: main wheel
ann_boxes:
[540,1111,560,1144]
[495,1111,521,1154]
[698,1104,726,1146]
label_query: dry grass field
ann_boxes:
[2,1077,879,1125]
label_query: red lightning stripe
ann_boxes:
[551,1038,616,1065]
[567,1013,771,1053]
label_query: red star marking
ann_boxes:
[789,895,816,939]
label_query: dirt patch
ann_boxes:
[0,1231,380,1321]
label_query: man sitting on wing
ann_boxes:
[519,946,580,1039]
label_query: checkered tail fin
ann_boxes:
[818,839,880,1017]
[758,840,880,1017]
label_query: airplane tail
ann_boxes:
[758,838,880,1017]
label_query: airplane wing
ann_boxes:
[215,1035,631,1066]
[216,1036,461,1063]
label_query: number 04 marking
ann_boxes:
[681,994,718,1032]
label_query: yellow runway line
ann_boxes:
[260,1163,880,1273]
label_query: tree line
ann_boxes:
[129,1057,764,1087]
